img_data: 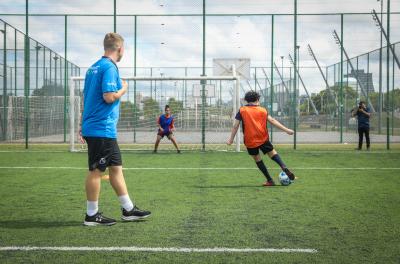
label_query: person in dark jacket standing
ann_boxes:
[352,101,371,151]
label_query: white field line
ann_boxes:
[0,166,399,170]
[0,246,317,253]
[0,150,400,154]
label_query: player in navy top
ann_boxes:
[153,105,181,153]
[352,101,371,150]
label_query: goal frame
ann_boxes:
[69,73,241,152]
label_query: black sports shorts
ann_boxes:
[246,140,274,156]
[84,137,122,172]
[157,130,173,139]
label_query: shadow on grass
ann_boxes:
[192,185,288,189]
[0,220,81,229]
[0,218,151,229]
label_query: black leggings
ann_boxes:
[358,127,370,149]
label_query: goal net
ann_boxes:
[69,75,241,152]
[1,96,68,142]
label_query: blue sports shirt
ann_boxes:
[82,56,122,138]
[158,114,174,133]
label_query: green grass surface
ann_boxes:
[0,144,399,263]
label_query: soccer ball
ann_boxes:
[279,171,291,186]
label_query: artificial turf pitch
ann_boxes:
[0,144,399,263]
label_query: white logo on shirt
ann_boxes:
[88,66,99,74]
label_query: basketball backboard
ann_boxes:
[213,58,250,80]
[192,84,216,98]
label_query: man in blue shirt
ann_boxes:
[79,33,150,226]
[352,101,371,151]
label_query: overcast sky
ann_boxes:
[0,0,399,94]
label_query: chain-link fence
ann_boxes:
[0,1,399,149]
[0,19,80,143]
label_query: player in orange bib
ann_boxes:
[227,91,295,186]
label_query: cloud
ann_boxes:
[0,0,399,95]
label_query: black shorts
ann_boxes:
[84,137,122,172]
[246,140,274,156]
[158,130,172,139]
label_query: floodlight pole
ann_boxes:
[372,10,399,69]
[307,44,338,109]
[273,63,290,95]
[333,30,375,112]
[372,10,400,69]
[288,54,318,115]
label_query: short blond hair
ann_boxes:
[103,33,124,51]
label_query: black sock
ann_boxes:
[256,160,273,182]
[271,154,286,170]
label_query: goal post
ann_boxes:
[69,74,241,152]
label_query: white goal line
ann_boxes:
[0,166,399,170]
[0,246,317,253]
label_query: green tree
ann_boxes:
[119,101,140,128]
[143,97,160,120]
[167,97,183,113]
[32,84,65,96]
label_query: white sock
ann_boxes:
[86,200,98,216]
[119,194,134,211]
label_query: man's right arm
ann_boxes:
[360,108,371,118]
[268,115,294,135]
[227,119,240,145]
[78,96,85,143]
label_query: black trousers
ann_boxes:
[358,127,370,149]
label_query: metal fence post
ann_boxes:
[24,0,30,148]
[201,0,206,151]
[64,15,68,142]
[340,14,344,143]
[270,14,274,142]
[293,0,297,149]
[133,15,137,143]
[386,0,390,149]
[2,23,7,141]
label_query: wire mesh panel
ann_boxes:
[0,19,80,143]
[1,1,400,147]
[69,76,239,152]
